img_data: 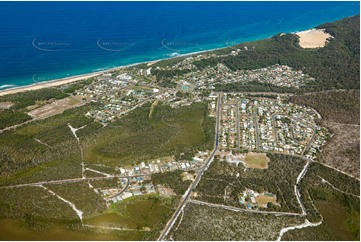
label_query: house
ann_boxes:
[133,190,142,196]
[122,192,133,199]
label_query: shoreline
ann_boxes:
[0,47,226,97]
[0,13,358,97]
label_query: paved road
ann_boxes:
[253,105,260,150]
[236,98,240,149]
[271,113,317,156]
[217,91,294,97]
[291,116,317,155]
[0,174,149,189]
[105,178,130,200]
[189,200,304,217]
[157,93,222,241]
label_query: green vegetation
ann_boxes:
[86,194,180,240]
[0,88,69,110]
[46,182,105,218]
[0,186,78,224]
[208,16,359,91]
[0,104,98,185]
[153,15,360,92]
[89,178,121,189]
[169,203,303,240]
[290,89,360,178]
[62,78,95,94]
[195,154,305,213]
[0,109,31,129]
[283,162,360,240]
[151,69,191,88]
[290,89,360,125]
[0,80,94,130]
[0,219,141,241]
[215,81,298,93]
[83,101,215,166]
[151,170,191,195]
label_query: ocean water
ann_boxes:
[0,1,359,89]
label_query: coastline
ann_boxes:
[0,13,358,97]
[0,48,225,97]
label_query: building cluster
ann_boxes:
[118,151,209,177]
[153,61,314,91]
[239,188,278,209]
[77,69,211,124]
[94,151,209,206]
[96,175,157,206]
[220,93,328,159]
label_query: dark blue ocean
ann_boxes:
[0,1,359,89]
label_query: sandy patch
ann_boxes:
[146,60,160,66]
[0,74,100,97]
[295,28,333,49]
[0,102,14,109]
[27,95,85,119]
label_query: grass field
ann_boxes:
[82,102,215,166]
[85,194,179,240]
[255,194,278,207]
[316,200,359,241]
[244,152,270,169]
[0,218,145,241]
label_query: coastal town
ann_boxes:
[60,52,330,209]
[0,46,331,213]
[0,3,359,241]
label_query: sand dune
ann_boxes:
[295,28,333,49]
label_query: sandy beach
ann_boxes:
[0,27,334,98]
[295,28,333,48]
[0,47,223,97]
[0,73,102,97]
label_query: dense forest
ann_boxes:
[152,15,360,92]
[290,89,360,125]
[199,15,360,91]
